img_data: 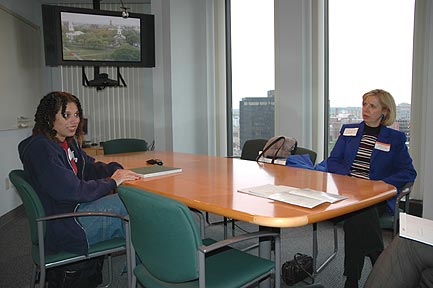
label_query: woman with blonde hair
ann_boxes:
[327,89,417,287]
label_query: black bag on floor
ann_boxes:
[282,253,313,286]
[46,256,104,288]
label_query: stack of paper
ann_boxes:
[238,184,347,208]
[399,213,433,246]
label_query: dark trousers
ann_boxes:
[341,205,384,280]
[365,236,433,288]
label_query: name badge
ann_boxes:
[375,141,391,152]
[343,128,358,136]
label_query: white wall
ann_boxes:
[275,0,315,152]
[0,128,32,216]
[151,0,174,151]
[0,0,43,217]
[152,0,218,155]
[412,0,433,220]
[170,0,209,154]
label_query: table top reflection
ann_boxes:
[96,151,396,228]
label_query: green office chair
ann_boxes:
[118,186,281,288]
[9,169,131,288]
[379,182,414,236]
[102,138,148,155]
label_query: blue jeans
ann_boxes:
[77,194,127,245]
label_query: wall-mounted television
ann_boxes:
[42,5,155,67]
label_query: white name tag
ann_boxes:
[375,141,391,152]
[343,128,358,136]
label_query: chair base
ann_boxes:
[312,222,338,278]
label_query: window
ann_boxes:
[327,0,415,154]
[227,0,275,156]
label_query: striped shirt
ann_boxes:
[349,125,381,179]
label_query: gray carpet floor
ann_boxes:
[0,208,393,288]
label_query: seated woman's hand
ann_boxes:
[111,169,141,186]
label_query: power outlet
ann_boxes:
[5,177,11,190]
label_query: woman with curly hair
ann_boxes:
[18,91,140,256]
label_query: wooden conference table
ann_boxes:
[96,151,396,286]
[97,151,396,227]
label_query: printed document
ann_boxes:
[399,213,433,246]
[238,184,347,208]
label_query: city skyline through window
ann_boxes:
[230,0,275,156]
[328,0,415,153]
[228,1,415,157]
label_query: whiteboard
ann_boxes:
[0,6,42,131]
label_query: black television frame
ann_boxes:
[42,4,155,67]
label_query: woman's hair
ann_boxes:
[362,89,396,126]
[32,91,84,141]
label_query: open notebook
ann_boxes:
[131,166,182,178]
[238,184,347,208]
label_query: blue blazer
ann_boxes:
[327,122,417,213]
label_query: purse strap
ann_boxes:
[293,253,314,284]
[256,136,286,163]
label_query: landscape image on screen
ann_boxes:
[60,12,141,62]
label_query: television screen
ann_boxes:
[42,5,155,67]
[60,12,141,63]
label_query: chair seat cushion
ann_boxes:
[134,238,275,288]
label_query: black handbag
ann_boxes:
[282,253,313,286]
[47,257,104,288]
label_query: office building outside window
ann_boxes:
[328,0,415,154]
[239,90,275,150]
[228,0,275,157]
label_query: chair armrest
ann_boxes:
[35,211,129,270]
[198,231,280,253]
[37,211,128,222]
[395,181,414,214]
[391,182,414,236]
[397,182,414,201]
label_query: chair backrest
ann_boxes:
[118,186,202,283]
[102,138,148,155]
[293,146,317,165]
[9,169,45,247]
[241,139,268,161]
